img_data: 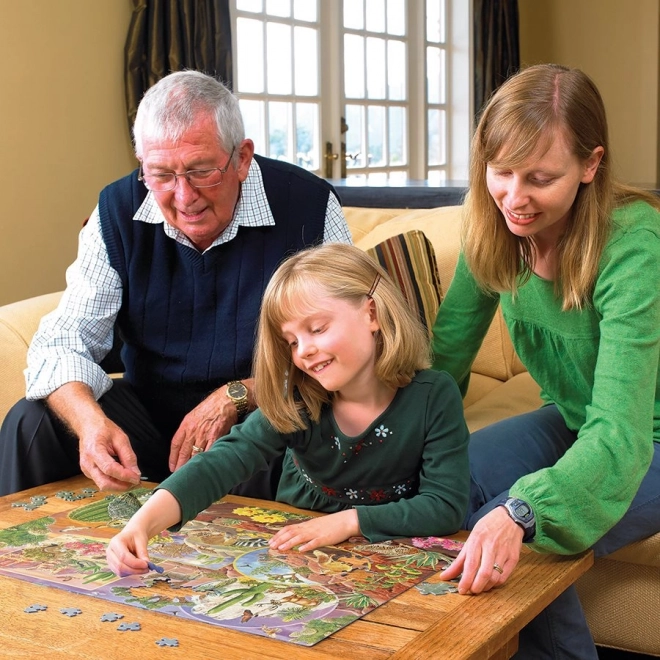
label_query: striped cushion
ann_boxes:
[365,230,442,334]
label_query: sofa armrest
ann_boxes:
[0,292,63,423]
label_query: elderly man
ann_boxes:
[0,71,350,496]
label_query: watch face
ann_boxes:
[228,382,247,399]
[513,501,531,518]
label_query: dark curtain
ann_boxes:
[124,0,232,130]
[473,0,520,123]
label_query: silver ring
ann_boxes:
[191,445,203,454]
[493,563,503,574]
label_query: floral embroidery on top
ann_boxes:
[374,425,390,438]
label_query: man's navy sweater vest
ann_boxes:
[98,155,333,435]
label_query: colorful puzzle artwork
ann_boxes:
[0,489,463,647]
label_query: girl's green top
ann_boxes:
[432,201,660,555]
[159,369,470,543]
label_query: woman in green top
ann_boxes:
[435,63,660,659]
[107,243,469,575]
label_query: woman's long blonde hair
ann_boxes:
[253,243,431,433]
[465,63,660,310]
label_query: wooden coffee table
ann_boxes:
[0,476,592,659]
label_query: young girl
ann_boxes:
[107,243,469,575]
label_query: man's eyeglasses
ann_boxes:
[138,147,236,192]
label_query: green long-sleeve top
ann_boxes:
[159,370,470,542]
[432,201,660,555]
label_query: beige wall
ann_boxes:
[519,0,660,187]
[0,0,135,306]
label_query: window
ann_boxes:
[232,0,471,181]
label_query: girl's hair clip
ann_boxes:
[367,273,381,298]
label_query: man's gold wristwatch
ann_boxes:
[226,380,249,419]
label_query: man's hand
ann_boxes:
[47,383,141,491]
[440,506,523,595]
[168,378,255,472]
[268,510,360,553]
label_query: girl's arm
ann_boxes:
[106,489,182,576]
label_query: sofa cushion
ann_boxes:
[365,229,442,334]
[351,205,527,383]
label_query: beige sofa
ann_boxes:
[0,204,659,655]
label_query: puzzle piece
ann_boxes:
[24,604,48,613]
[117,622,141,631]
[30,495,47,504]
[56,490,76,501]
[155,638,179,647]
[147,561,165,574]
[100,612,124,622]
[60,607,83,617]
[415,581,459,596]
[108,492,142,521]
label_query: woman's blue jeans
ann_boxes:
[466,405,660,659]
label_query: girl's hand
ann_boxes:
[105,489,182,576]
[269,509,360,552]
[439,506,523,594]
[106,524,151,577]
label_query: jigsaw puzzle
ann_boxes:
[0,489,462,646]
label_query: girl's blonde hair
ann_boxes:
[465,63,660,310]
[253,243,431,433]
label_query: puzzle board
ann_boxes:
[0,488,462,646]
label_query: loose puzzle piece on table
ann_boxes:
[155,637,179,647]
[118,622,141,631]
[0,488,462,647]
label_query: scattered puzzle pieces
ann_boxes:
[155,638,179,647]
[100,612,124,622]
[118,622,141,631]
[60,607,83,617]
[24,604,48,613]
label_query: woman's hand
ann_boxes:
[440,506,524,594]
[269,509,360,553]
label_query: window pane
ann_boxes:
[368,105,386,166]
[237,0,263,12]
[293,0,317,21]
[345,105,364,168]
[366,37,386,99]
[426,0,445,43]
[387,40,406,100]
[389,106,405,165]
[427,169,447,184]
[269,102,292,160]
[366,0,386,33]
[266,0,291,17]
[237,19,264,93]
[387,0,405,36]
[427,46,445,104]
[294,26,318,95]
[388,170,408,183]
[343,0,364,29]
[296,102,319,170]
[239,99,266,155]
[267,23,292,94]
[428,108,446,165]
[344,34,365,99]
